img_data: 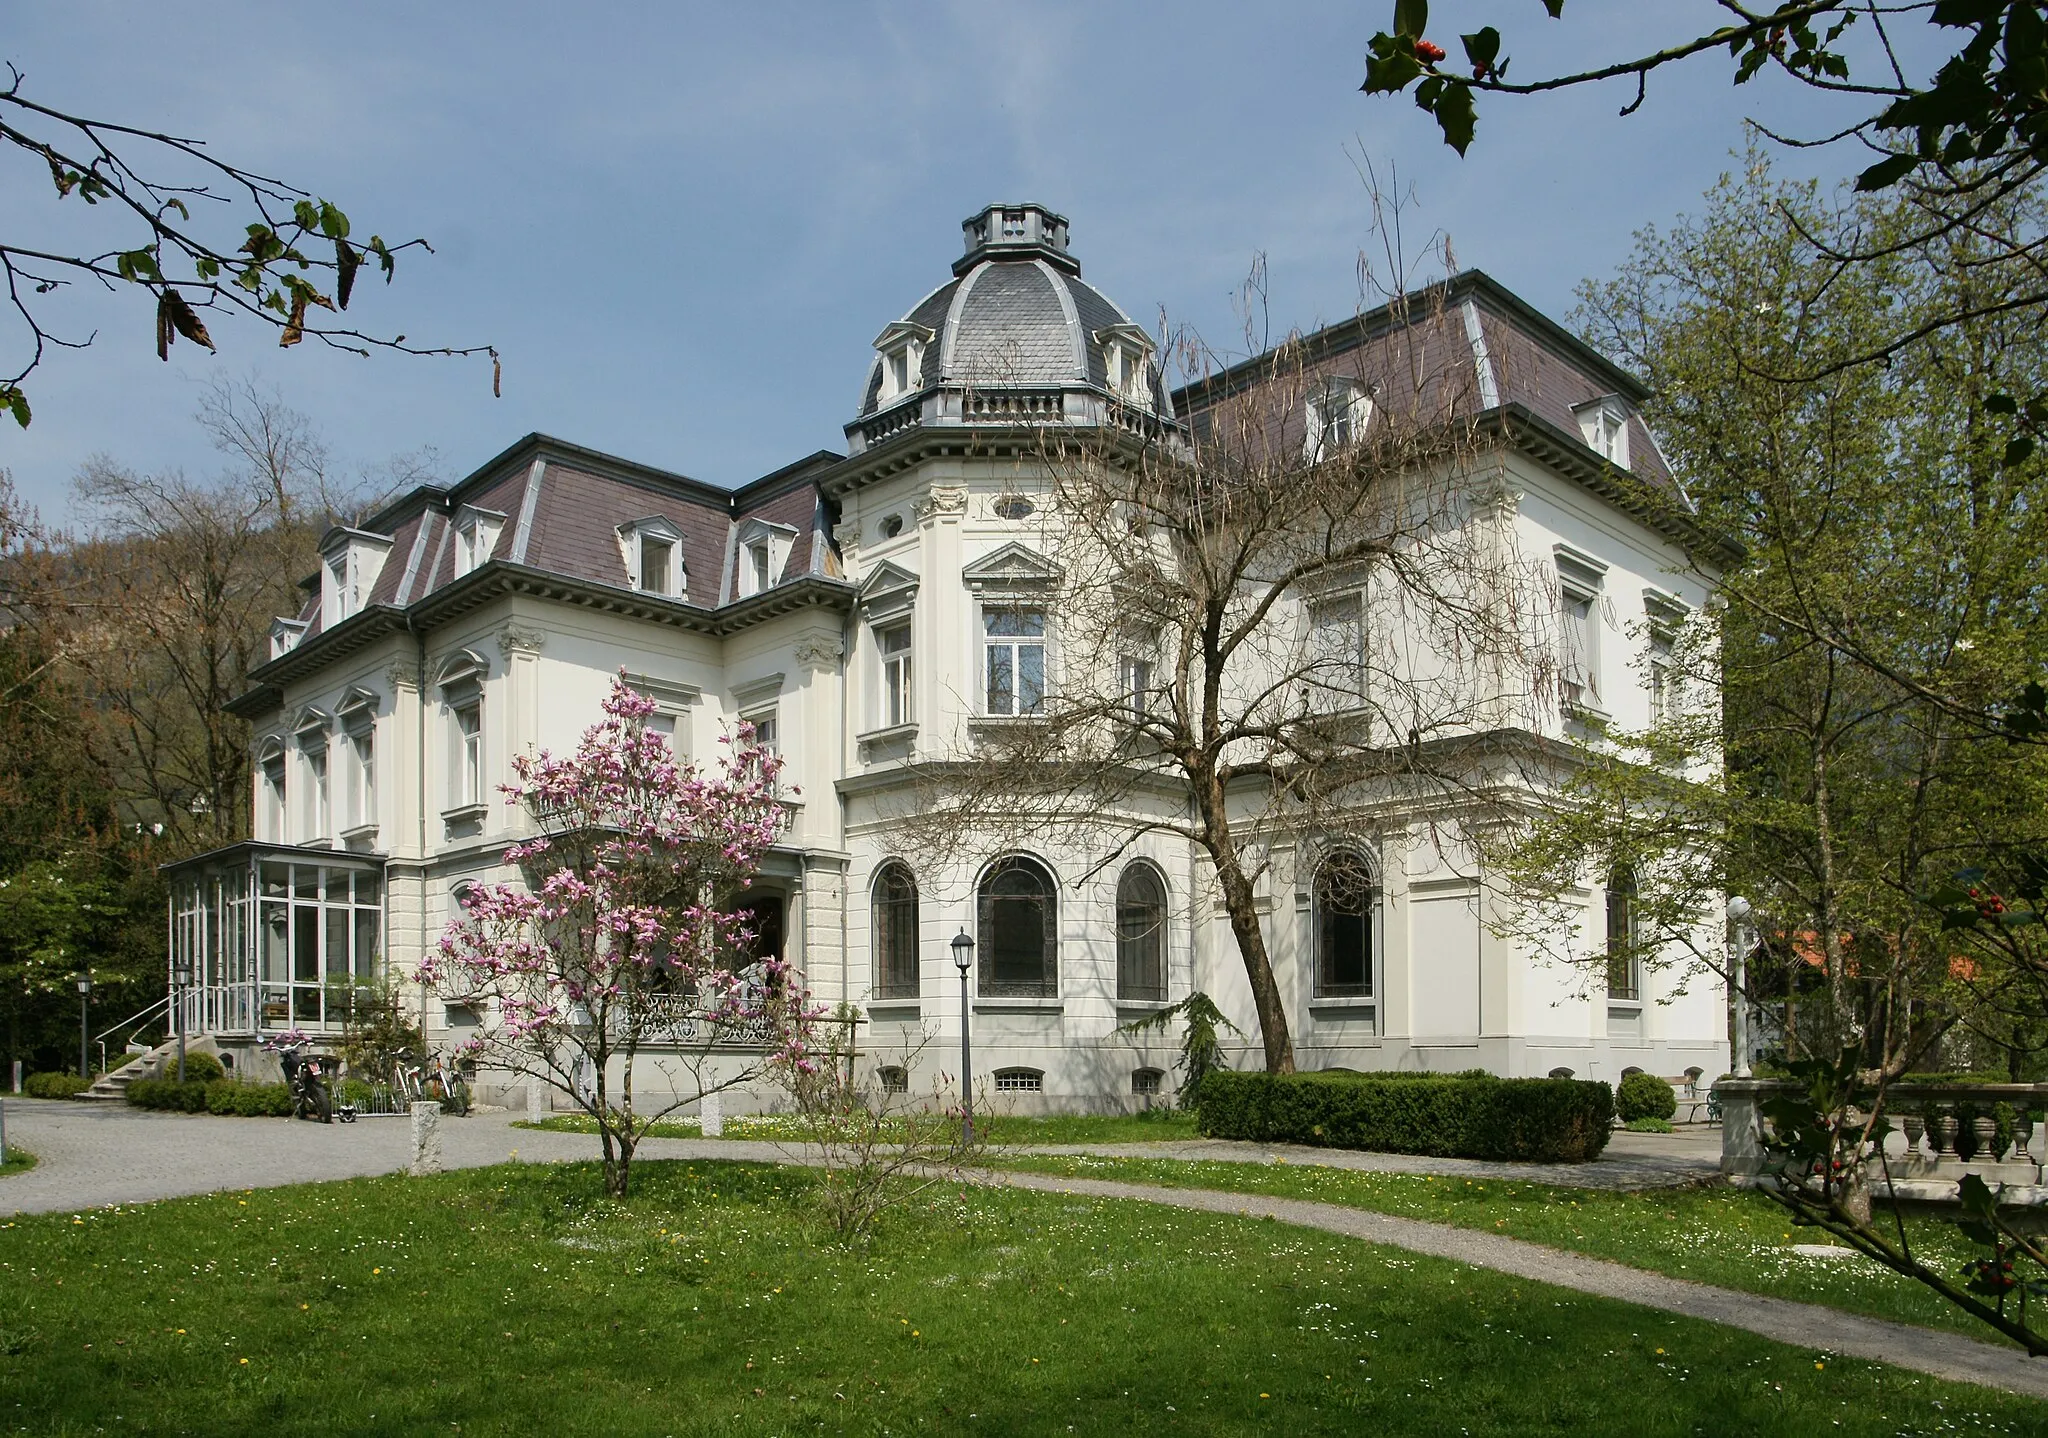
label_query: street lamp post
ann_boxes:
[951,928,975,1146]
[1727,896,1755,1079]
[172,956,192,1084]
[77,974,92,1080]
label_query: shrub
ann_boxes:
[127,1078,207,1112]
[1616,1072,1677,1123]
[127,1078,293,1116]
[168,1052,225,1084]
[23,1071,92,1099]
[1196,1070,1613,1162]
[205,1080,293,1117]
[1625,1116,1675,1133]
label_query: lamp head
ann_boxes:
[950,928,974,973]
[172,958,192,986]
[77,975,91,995]
[1727,895,1752,923]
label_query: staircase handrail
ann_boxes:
[93,992,171,1048]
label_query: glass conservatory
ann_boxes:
[163,843,385,1037]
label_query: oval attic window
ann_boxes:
[880,514,904,540]
[993,495,1035,520]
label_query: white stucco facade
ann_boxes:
[169,205,1731,1108]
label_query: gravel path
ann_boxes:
[3,1100,2040,1401]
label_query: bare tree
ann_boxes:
[897,279,1552,1073]
[5,381,334,849]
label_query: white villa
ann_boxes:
[164,203,1732,1108]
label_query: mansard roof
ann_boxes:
[237,433,854,713]
[1171,269,1684,499]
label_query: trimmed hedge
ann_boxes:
[141,1051,224,1084]
[1197,1070,1614,1163]
[127,1079,294,1116]
[1616,1072,1677,1123]
[23,1071,92,1099]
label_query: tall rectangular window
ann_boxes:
[1561,587,1599,706]
[1122,655,1154,722]
[1308,593,1366,712]
[260,756,286,841]
[878,622,913,728]
[742,707,779,793]
[349,730,376,829]
[305,745,329,841]
[1605,869,1639,1000]
[641,537,673,596]
[751,544,771,593]
[454,699,482,806]
[984,608,1046,716]
[1648,631,1676,725]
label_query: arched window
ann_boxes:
[993,1067,1043,1093]
[1605,866,1639,1000]
[876,1065,909,1095]
[1116,863,1168,1002]
[872,861,919,1000]
[978,855,1058,998]
[1314,849,1377,999]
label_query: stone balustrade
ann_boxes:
[1717,1077,2048,1204]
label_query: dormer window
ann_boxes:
[617,516,685,598]
[269,618,308,661]
[735,517,797,599]
[317,528,392,629]
[1305,379,1372,463]
[1095,323,1155,409]
[872,321,933,408]
[453,505,505,578]
[1573,396,1632,468]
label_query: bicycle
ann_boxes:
[423,1051,472,1116]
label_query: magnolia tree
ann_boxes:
[422,673,810,1196]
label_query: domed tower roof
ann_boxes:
[850,204,1174,449]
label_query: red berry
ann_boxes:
[1415,40,1447,63]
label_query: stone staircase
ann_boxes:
[73,1040,176,1103]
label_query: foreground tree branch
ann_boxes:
[0,61,496,428]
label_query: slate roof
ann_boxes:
[281,435,849,648]
[1170,269,1688,505]
[855,213,1168,419]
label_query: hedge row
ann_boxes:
[22,1071,92,1099]
[127,1079,294,1116]
[1197,1070,1614,1163]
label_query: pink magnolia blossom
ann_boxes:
[422,672,821,1195]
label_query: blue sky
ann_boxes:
[4,3,1918,517]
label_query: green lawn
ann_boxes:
[997,1152,2021,1346]
[0,1147,32,1178]
[515,1108,1201,1146]
[0,1160,2039,1435]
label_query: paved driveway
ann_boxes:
[0,1098,1719,1216]
[0,1100,781,1215]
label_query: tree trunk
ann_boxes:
[604,1128,634,1198]
[1193,772,1293,1073]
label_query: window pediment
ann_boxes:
[436,648,488,694]
[336,685,379,733]
[858,560,920,618]
[962,541,1059,594]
